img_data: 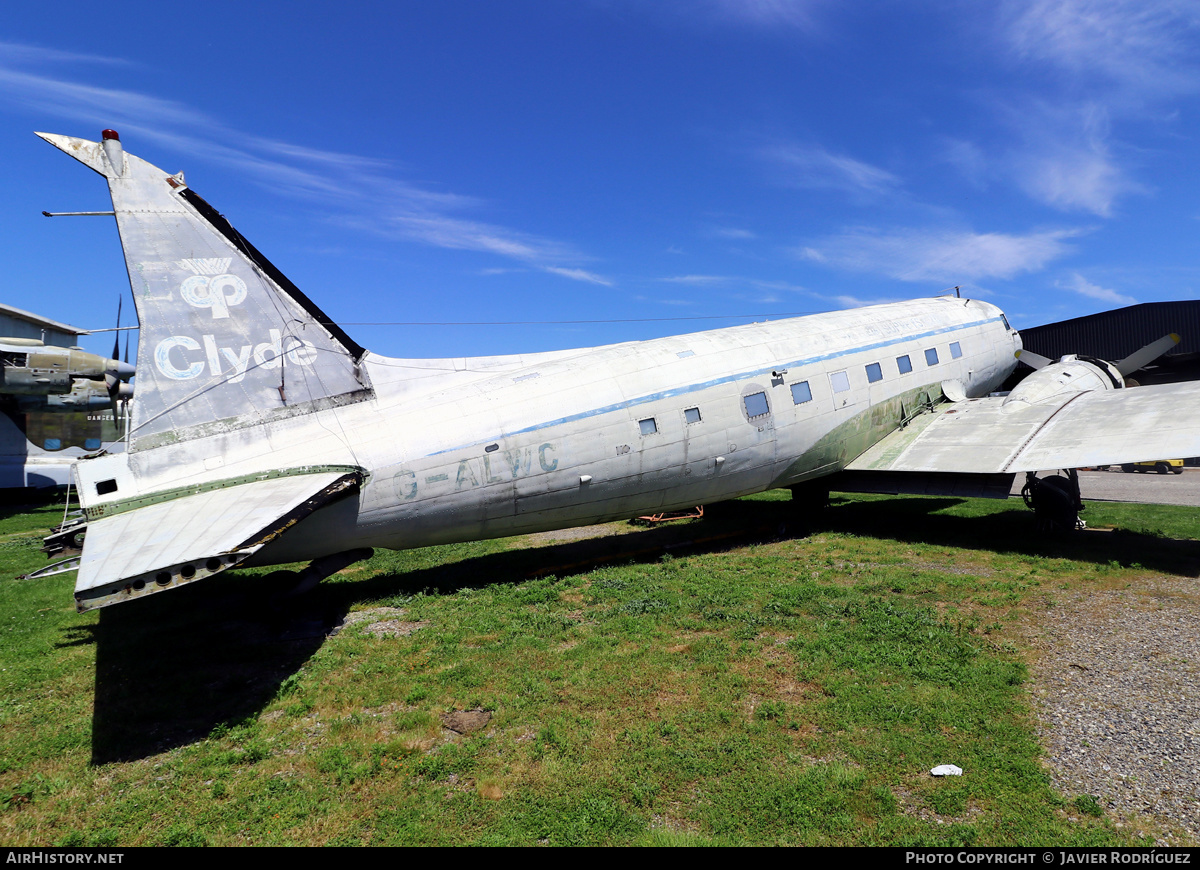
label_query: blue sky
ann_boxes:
[1,0,1198,361]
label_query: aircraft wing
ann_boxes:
[74,469,362,611]
[846,381,1200,475]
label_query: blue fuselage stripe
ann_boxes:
[427,315,1004,457]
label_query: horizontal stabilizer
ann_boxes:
[846,382,1200,475]
[74,468,362,611]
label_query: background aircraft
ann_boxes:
[0,329,133,489]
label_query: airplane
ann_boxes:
[30,130,1200,612]
[0,337,132,411]
[0,334,133,488]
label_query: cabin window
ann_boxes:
[896,354,912,374]
[950,341,962,359]
[924,348,939,366]
[744,392,770,418]
[865,362,883,383]
[684,407,701,424]
[96,479,118,496]
[790,381,812,404]
[830,371,850,393]
[639,418,658,436]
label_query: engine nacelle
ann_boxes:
[15,379,128,412]
[0,341,134,398]
[1004,354,1123,407]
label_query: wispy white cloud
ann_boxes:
[704,0,824,29]
[941,138,990,189]
[833,294,904,309]
[797,226,1084,282]
[758,141,900,196]
[1006,101,1142,217]
[1014,141,1127,217]
[659,275,807,294]
[625,0,824,31]
[1057,271,1136,305]
[1001,0,1200,98]
[0,45,599,281]
[0,41,132,68]
[661,274,735,285]
[943,101,1141,217]
[541,266,614,286]
[978,2,1199,217]
[708,227,757,240]
[631,295,696,307]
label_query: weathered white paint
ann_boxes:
[38,131,1200,611]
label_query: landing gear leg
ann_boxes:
[788,481,830,533]
[1021,470,1085,532]
[290,548,375,596]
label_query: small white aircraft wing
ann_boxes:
[846,381,1200,475]
[74,469,362,611]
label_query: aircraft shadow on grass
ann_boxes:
[79,495,1196,763]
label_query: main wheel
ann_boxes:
[1023,474,1082,533]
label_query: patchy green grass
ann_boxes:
[0,489,1194,845]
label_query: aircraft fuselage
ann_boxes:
[70,297,1019,581]
[76,296,1020,567]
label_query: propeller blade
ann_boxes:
[123,328,130,366]
[104,373,133,418]
[112,295,122,361]
[1015,349,1054,370]
[1115,333,1180,377]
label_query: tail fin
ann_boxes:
[37,131,372,452]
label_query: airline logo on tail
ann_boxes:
[155,258,318,383]
[179,258,245,319]
[155,329,317,383]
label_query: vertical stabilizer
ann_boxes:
[36,131,372,452]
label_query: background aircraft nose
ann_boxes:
[108,359,135,379]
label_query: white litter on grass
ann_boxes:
[931,765,963,776]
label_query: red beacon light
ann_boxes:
[101,129,120,141]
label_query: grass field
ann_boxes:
[0,489,1195,846]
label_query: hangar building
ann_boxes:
[0,303,87,347]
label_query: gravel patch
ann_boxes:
[1027,577,1200,844]
[333,607,428,638]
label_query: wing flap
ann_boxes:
[74,470,361,611]
[847,382,1200,475]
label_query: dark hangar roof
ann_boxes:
[1020,301,1200,360]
